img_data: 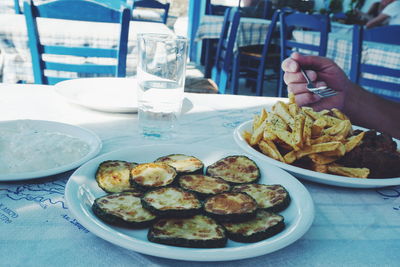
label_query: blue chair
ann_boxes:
[231,9,280,96]
[132,0,170,24]
[14,0,22,14]
[23,0,131,85]
[211,7,241,94]
[350,25,400,102]
[278,10,330,97]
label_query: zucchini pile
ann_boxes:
[92,154,290,248]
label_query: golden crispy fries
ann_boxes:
[331,108,349,120]
[327,166,370,178]
[250,120,267,146]
[252,108,268,131]
[320,143,346,157]
[292,113,305,149]
[345,131,365,152]
[303,115,313,146]
[308,154,338,164]
[244,100,370,178]
[295,142,342,159]
[267,113,288,130]
[258,140,285,162]
[288,92,295,104]
[311,163,329,173]
[311,118,327,137]
[273,101,295,130]
[243,130,252,144]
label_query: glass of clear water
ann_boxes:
[136,33,188,140]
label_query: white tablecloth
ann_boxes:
[0,83,399,266]
[0,14,173,84]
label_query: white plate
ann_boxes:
[65,144,314,262]
[234,120,400,188]
[0,120,102,181]
[55,77,138,113]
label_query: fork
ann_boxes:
[300,68,338,98]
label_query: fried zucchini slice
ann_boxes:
[95,160,138,193]
[232,184,290,212]
[130,162,177,191]
[206,155,260,185]
[178,174,231,199]
[222,210,285,243]
[92,191,156,228]
[154,154,204,175]
[148,215,227,248]
[204,192,257,222]
[141,187,202,217]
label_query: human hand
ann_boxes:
[281,52,352,111]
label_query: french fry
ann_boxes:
[295,141,342,159]
[267,113,288,130]
[288,92,295,104]
[331,120,352,141]
[288,103,300,117]
[250,120,267,146]
[292,113,305,149]
[303,115,313,146]
[252,108,268,131]
[321,115,342,127]
[320,143,346,157]
[258,140,285,162]
[271,128,300,151]
[283,150,296,164]
[310,135,333,144]
[324,120,348,136]
[345,131,365,152]
[243,130,252,144]
[331,108,349,120]
[311,163,329,173]
[311,118,327,137]
[308,153,338,164]
[273,101,295,130]
[302,107,321,120]
[327,166,370,178]
[263,128,277,141]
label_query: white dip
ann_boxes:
[0,121,91,174]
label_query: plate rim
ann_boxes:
[233,120,400,188]
[0,119,102,181]
[64,144,315,261]
[55,77,138,113]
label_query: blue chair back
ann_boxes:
[14,0,22,14]
[132,0,170,24]
[231,8,281,96]
[350,25,400,102]
[24,0,131,85]
[211,7,241,94]
[278,10,330,97]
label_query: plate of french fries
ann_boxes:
[233,96,400,188]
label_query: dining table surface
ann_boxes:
[0,13,173,84]
[0,82,399,266]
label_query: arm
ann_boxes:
[365,13,389,28]
[281,52,400,139]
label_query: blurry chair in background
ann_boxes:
[132,0,169,24]
[231,9,280,96]
[278,10,330,97]
[14,0,22,14]
[24,0,130,85]
[350,25,400,102]
[211,7,241,94]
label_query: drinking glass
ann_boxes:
[136,33,188,139]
